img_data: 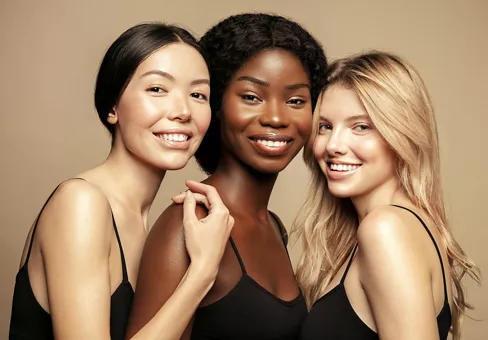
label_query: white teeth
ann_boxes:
[160,133,188,142]
[330,163,360,171]
[256,139,287,147]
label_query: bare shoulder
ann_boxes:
[357,205,419,249]
[150,202,208,239]
[38,179,113,249]
[355,208,442,337]
[356,205,430,278]
[143,202,209,262]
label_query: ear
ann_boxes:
[107,109,118,125]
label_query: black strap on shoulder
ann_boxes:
[24,178,86,265]
[390,205,448,301]
[269,211,288,247]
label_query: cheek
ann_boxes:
[313,136,327,160]
[193,105,212,133]
[353,136,393,168]
[118,93,162,128]
[221,101,256,134]
[293,110,313,139]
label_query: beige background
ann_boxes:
[1,0,486,338]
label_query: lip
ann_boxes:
[325,162,361,180]
[327,160,362,166]
[153,129,194,150]
[248,135,293,156]
[153,128,193,137]
[248,134,294,142]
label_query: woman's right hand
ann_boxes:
[176,180,234,277]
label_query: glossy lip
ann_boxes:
[248,134,294,156]
[325,162,362,180]
[153,128,194,150]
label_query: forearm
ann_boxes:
[129,264,215,340]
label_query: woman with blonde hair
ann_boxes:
[294,51,480,340]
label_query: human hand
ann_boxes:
[179,181,234,277]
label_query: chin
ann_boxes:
[151,156,192,171]
[248,158,292,175]
[326,183,359,199]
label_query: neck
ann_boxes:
[205,155,278,220]
[95,141,165,220]
[351,177,402,222]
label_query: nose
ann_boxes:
[258,100,289,129]
[167,93,191,123]
[325,128,348,155]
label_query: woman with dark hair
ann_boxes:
[127,13,327,339]
[9,22,233,340]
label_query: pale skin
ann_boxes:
[313,85,453,339]
[16,42,233,340]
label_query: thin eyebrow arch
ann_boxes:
[140,70,209,86]
[140,70,175,80]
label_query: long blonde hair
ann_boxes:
[292,51,480,339]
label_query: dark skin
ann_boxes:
[126,49,313,339]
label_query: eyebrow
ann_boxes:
[345,114,370,122]
[236,76,310,90]
[285,83,310,90]
[140,69,210,86]
[319,114,370,122]
[236,76,269,87]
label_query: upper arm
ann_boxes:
[126,204,208,339]
[39,180,113,339]
[356,207,439,340]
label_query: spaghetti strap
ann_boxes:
[269,211,288,247]
[390,205,448,301]
[111,212,129,283]
[24,177,86,266]
[229,236,247,274]
[340,244,358,284]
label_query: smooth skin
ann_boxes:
[313,85,453,339]
[16,42,233,340]
[126,49,314,339]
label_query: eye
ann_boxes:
[240,94,261,103]
[190,92,208,101]
[147,86,166,93]
[318,123,331,134]
[353,124,370,132]
[287,98,306,106]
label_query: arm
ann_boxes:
[125,204,207,340]
[126,182,233,340]
[356,207,440,340]
[40,180,114,339]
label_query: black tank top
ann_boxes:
[300,205,452,340]
[9,180,134,340]
[191,214,308,340]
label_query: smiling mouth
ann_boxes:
[254,139,289,148]
[327,162,362,171]
[154,133,191,142]
[248,135,293,155]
